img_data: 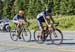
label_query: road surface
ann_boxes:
[0,31,75,52]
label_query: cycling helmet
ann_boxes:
[46,7,52,13]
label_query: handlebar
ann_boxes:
[53,22,59,26]
[26,22,30,27]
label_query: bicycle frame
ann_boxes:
[43,23,59,38]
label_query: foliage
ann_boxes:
[9,16,75,31]
[0,0,75,19]
[54,15,75,30]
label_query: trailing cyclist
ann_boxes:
[13,9,29,39]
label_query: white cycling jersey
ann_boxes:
[37,11,45,19]
[37,11,51,20]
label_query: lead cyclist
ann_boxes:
[36,7,55,40]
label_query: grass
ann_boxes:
[54,15,75,31]
[9,19,38,30]
[9,15,75,31]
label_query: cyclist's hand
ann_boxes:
[27,22,30,26]
[54,22,59,26]
[54,22,59,24]
[48,24,51,27]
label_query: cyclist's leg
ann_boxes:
[18,19,24,25]
[13,20,20,27]
[37,19,44,40]
[13,20,21,39]
[45,18,52,31]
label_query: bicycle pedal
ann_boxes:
[25,34,28,36]
[18,36,21,39]
[19,37,21,39]
[17,35,21,39]
[12,34,15,36]
[41,36,45,41]
[55,35,57,38]
[37,35,40,38]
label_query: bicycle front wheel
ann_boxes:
[22,29,31,42]
[50,28,63,45]
[10,30,18,41]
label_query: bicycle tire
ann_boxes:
[22,29,31,42]
[34,29,46,44]
[10,30,18,41]
[50,28,63,45]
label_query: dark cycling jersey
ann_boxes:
[13,14,25,21]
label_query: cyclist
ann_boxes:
[36,7,55,40]
[13,9,29,39]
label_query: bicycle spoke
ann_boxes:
[51,29,63,45]
[34,29,45,44]
[10,30,18,41]
[22,29,31,42]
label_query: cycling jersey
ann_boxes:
[36,11,50,29]
[37,11,49,21]
[13,14,25,23]
[13,14,25,21]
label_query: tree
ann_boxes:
[1,0,75,19]
[0,0,3,19]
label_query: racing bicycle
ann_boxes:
[34,22,63,45]
[10,22,31,42]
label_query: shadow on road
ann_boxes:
[18,39,75,45]
[61,39,75,45]
[61,43,75,45]
[45,39,75,45]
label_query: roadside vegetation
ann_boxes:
[0,0,75,30]
[9,15,75,31]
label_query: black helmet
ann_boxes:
[46,7,52,13]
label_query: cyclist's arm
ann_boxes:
[43,16,49,26]
[24,16,28,22]
[49,14,55,23]
[24,17,29,24]
[24,18,27,22]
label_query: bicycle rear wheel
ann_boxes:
[34,29,45,44]
[22,29,31,42]
[50,28,63,45]
[10,30,18,41]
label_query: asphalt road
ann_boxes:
[0,31,75,52]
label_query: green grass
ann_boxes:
[9,20,16,30]
[54,15,75,31]
[9,19,38,30]
[9,15,75,31]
